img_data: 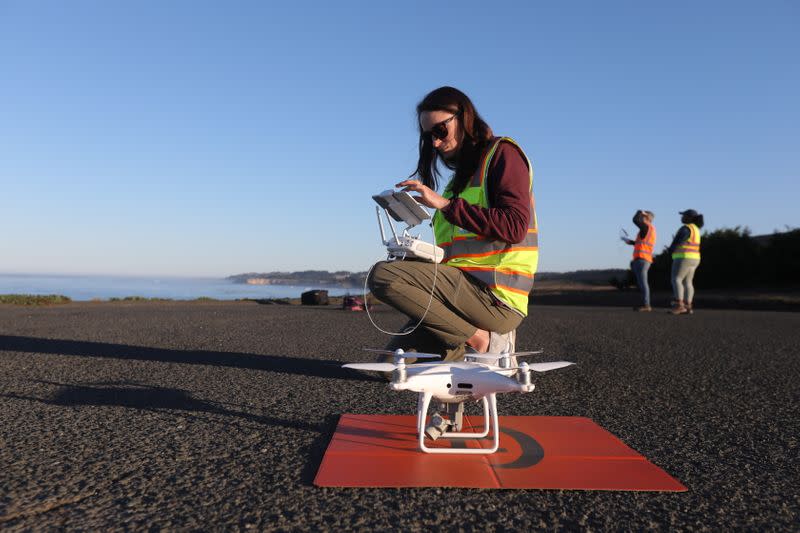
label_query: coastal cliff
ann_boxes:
[227,270,368,288]
[227,269,629,288]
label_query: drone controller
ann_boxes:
[373,189,444,263]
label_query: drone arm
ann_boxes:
[486,393,500,453]
[417,392,433,450]
[416,394,425,431]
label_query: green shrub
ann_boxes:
[108,296,174,302]
[0,294,72,305]
[760,229,800,285]
[649,226,799,290]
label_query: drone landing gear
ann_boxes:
[416,392,500,454]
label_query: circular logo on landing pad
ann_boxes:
[444,427,544,468]
[495,427,545,469]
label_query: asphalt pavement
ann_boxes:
[0,301,798,531]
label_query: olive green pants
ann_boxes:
[367,260,523,362]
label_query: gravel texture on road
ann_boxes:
[0,301,798,531]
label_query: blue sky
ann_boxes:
[1,1,797,276]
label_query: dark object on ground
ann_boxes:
[342,295,365,311]
[608,269,636,290]
[301,290,328,306]
[245,298,292,305]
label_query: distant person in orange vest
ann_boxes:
[622,210,656,311]
[668,209,704,315]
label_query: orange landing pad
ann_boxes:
[314,415,687,491]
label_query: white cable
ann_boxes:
[363,224,439,337]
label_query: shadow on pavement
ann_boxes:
[0,335,382,382]
[2,381,324,433]
[300,414,341,486]
[2,380,342,487]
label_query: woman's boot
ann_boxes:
[670,300,688,315]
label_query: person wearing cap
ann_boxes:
[622,210,656,311]
[668,209,704,315]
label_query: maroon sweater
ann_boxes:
[439,141,532,244]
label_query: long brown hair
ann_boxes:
[413,87,494,196]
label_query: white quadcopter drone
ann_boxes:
[343,349,574,454]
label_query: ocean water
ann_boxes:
[0,274,357,301]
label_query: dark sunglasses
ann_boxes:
[423,111,460,141]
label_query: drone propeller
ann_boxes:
[516,361,575,373]
[342,362,453,377]
[342,362,398,372]
[466,353,508,361]
[466,350,544,361]
[362,348,441,359]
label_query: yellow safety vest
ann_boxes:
[432,137,538,316]
[672,223,701,260]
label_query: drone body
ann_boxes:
[343,349,574,454]
[389,361,532,402]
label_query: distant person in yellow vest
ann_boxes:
[668,209,704,315]
[622,210,656,311]
[368,86,537,362]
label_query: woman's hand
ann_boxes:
[395,179,450,210]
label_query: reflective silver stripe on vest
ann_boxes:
[444,231,539,259]
[463,269,534,293]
